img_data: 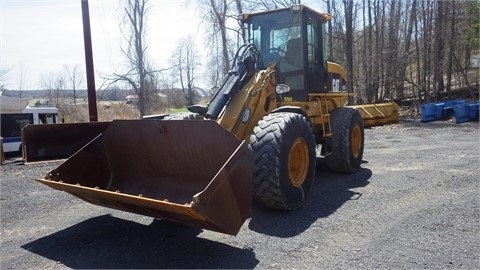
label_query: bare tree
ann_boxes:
[199,0,297,89]
[234,0,247,44]
[432,0,445,100]
[324,0,334,61]
[396,0,417,101]
[171,35,200,106]
[383,0,401,100]
[63,64,84,105]
[0,67,10,91]
[16,63,29,97]
[40,72,66,107]
[242,0,300,10]
[445,1,455,99]
[343,0,355,102]
[40,73,55,104]
[198,2,228,88]
[111,0,154,117]
[195,0,239,88]
[205,0,231,75]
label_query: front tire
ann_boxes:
[249,112,316,210]
[325,107,364,173]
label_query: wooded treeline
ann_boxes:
[326,0,479,105]
[201,0,479,106]
[3,0,478,118]
[205,0,480,103]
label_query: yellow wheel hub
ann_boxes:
[288,138,309,187]
[351,124,362,158]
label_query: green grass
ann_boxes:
[168,107,189,113]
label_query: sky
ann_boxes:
[1,0,204,90]
[1,0,326,91]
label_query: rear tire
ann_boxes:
[325,107,364,173]
[249,112,316,210]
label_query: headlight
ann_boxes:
[275,84,291,94]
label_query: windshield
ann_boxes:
[248,9,303,72]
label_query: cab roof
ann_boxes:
[241,4,333,22]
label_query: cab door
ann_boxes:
[305,12,328,93]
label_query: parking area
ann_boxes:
[1,119,479,269]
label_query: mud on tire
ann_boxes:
[325,107,364,173]
[249,112,316,210]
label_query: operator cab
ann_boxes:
[240,5,341,101]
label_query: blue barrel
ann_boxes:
[452,103,470,123]
[442,99,465,119]
[419,103,437,122]
[420,99,465,122]
[467,102,479,120]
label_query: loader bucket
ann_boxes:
[22,122,111,162]
[36,119,253,235]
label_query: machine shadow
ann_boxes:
[21,160,371,267]
[248,158,372,237]
[22,215,259,269]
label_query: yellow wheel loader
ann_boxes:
[27,5,365,235]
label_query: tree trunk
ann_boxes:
[372,0,381,102]
[209,0,230,74]
[433,0,445,100]
[366,0,374,103]
[384,0,396,100]
[326,0,334,60]
[343,0,354,103]
[445,1,456,98]
[396,0,417,100]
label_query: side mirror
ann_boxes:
[275,84,291,95]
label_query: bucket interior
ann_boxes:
[45,119,244,205]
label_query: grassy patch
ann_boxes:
[168,107,189,113]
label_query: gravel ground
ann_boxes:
[1,118,479,269]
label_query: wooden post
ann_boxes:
[81,0,98,122]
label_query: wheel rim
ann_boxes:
[351,124,362,158]
[288,138,309,187]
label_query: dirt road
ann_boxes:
[1,119,479,269]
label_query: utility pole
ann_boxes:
[81,0,98,122]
